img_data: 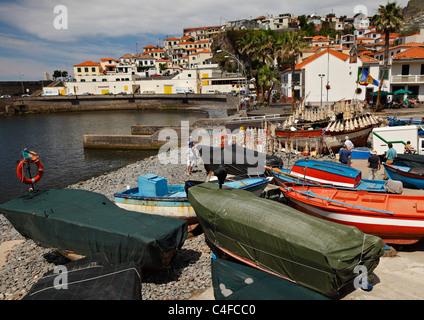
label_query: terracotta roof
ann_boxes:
[374,42,424,55]
[165,37,180,41]
[143,45,156,49]
[135,53,154,59]
[295,49,349,70]
[100,57,116,61]
[360,55,379,63]
[74,61,99,67]
[120,53,133,59]
[393,47,424,60]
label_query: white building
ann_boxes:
[390,46,424,100]
[281,48,381,105]
[64,64,246,95]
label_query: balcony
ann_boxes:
[391,75,424,84]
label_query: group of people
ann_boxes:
[339,136,399,180]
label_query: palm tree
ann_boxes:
[257,65,280,104]
[372,2,403,111]
[277,31,308,112]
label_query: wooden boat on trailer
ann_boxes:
[275,113,380,154]
[280,182,424,245]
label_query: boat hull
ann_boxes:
[384,164,424,189]
[114,177,271,224]
[281,185,424,244]
[289,159,361,188]
[275,125,373,154]
[268,167,388,193]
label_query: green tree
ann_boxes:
[372,1,403,111]
[52,70,62,81]
[257,65,280,104]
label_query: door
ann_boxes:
[164,85,172,94]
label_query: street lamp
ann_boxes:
[19,72,24,95]
[217,49,247,112]
[318,74,325,107]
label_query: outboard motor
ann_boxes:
[214,165,227,189]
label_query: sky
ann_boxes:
[0,0,410,81]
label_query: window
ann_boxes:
[92,79,96,82]
[91,67,96,72]
[421,64,424,75]
[77,67,81,72]
[84,67,89,72]
[402,64,410,75]
[102,79,107,82]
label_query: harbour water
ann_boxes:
[0,109,208,204]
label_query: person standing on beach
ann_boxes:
[186,137,196,175]
[344,136,354,151]
[339,145,351,165]
[384,143,397,179]
[368,150,381,180]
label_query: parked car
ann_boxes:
[1,95,11,98]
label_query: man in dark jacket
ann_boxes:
[368,150,381,180]
[339,146,351,165]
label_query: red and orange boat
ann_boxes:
[280,183,424,245]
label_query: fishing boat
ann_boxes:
[387,116,424,126]
[114,173,272,225]
[267,166,398,193]
[383,163,424,189]
[275,103,381,153]
[284,159,362,188]
[280,183,424,245]
[0,189,187,270]
[187,182,384,298]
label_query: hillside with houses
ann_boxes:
[46,3,424,108]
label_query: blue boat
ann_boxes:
[268,165,394,193]
[114,174,272,224]
[383,163,424,189]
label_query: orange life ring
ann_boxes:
[17,158,44,184]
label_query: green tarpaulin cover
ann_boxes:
[188,183,384,298]
[0,189,187,270]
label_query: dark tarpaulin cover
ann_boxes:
[395,154,424,168]
[211,257,329,300]
[0,189,187,270]
[197,144,283,176]
[23,253,142,300]
[188,183,385,298]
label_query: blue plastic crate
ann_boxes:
[138,174,168,197]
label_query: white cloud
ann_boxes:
[0,0,387,42]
